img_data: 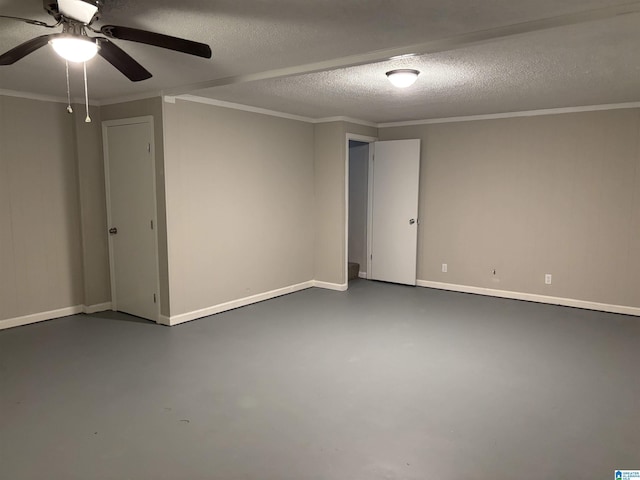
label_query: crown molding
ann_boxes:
[171,94,317,123]
[99,91,162,107]
[168,95,379,127]
[0,88,100,107]
[314,116,378,127]
[4,89,639,130]
[169,95,640,129]
[378,102,640,128]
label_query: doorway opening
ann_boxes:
[345,135,422,288]
[346,134,376,286]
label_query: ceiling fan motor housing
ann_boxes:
[44,0,101,25]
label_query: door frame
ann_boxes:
[344,133,377,287]
[102,115,161,322]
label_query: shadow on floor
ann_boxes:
[82,310,157,326]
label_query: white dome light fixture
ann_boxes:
[50,36,98,63]
[386,69,420,88]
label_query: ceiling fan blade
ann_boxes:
[96,38,152,82]
[100,25,212,59]
[0,14,57,27]
[0,34,57,65]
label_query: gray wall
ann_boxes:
[163,100,315,317]
[73,104,110,307]
[1,95,169,324]
[348,142,369,273]
[4,93,638,324]
[0,96,84,321]
[379,109,640,308]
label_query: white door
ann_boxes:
[369,139,421,285]
[103,118,159,321]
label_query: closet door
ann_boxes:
[369,139,420,286]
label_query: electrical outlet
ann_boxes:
[545,274,552,285]
[442,263,448,273]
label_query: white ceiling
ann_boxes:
[1,0,639,123]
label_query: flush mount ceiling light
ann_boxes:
[50,36,98,62]
[386,69,420,88]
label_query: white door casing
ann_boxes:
[369,139,421,286]
[345,133,378,286]
[103,117,160,321]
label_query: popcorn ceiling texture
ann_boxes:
[0,0,638,120]
[194,13,640,123]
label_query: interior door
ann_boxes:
[103,118,159,321]
[369,139,420,285]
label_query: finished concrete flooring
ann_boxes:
[1,280,639,479]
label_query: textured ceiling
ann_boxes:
[1,0,639,122]
[193,12,640,123]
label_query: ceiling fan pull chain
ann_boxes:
[83,61,91,123]
[65,60,73,114]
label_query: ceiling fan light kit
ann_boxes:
[50,36,98,62]
[386,69,420,88]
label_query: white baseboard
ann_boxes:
[358,271,367,279]
[0,279,352,330]
[312,280,348,291]
[417,280,640,317]
[0,302,116,330]
[0,305,83,330]
[168,281,315,326]
[83,302,112,314]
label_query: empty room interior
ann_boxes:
[1,1,640,479]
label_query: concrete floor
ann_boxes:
[1,280,639,479]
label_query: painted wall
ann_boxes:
[0,96,84,323]
[163,99,315,318]
[101,97,170,317]
[73,104,111,307]
[314,122,377,286]
[379,109,640,309]
[6,92,638,326]
[348,142,369,273]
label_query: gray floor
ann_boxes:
[1,280,639,479]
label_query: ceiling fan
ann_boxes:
[0,0,212,81]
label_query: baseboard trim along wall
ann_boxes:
[312,281,349,291]
[83,302,113,314]
[166,280,351,326]
[358,272,367,279]
[0,302,113,330]
[168,281,315,326]
[417,280,640,317]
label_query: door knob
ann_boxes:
[109,227,118,235]
[409,219,416,225]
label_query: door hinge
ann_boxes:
[153,293,157,303]
[147,143,151,153]
[150,219,154,230]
